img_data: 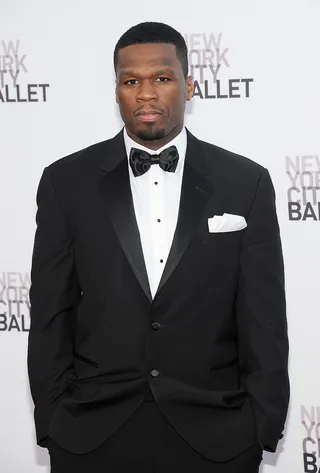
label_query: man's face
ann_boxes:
[115,43,194,148]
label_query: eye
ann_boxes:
[155,77,170,82]
[124,79,138,85]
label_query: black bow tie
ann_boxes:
[129,145,179,177]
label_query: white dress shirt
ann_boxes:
[123,126,187,299]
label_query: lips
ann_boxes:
[135,110,162,122]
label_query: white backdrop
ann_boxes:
[1,1,319,472]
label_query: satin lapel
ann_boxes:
[98,132,152,302]
[156,130,215,296]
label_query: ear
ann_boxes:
[115,84,119,104]
[185,75,194,101]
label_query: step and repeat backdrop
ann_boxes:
[1,0,319,472]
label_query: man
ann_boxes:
[27,21,289,473]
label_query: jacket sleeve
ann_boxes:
[235,167,290,452]
[27,166,81,448]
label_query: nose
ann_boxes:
[136,80,158,102]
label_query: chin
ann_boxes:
[135,125,166,142]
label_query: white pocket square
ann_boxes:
[208,213,247,233]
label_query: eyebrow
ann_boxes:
[119,68,177,78]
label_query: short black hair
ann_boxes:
[114,22,188,78]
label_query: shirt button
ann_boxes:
[150,369,160,378]
[157,219,161,223]
[154,181,158,185]
[160,259,164,263]
[151,322,161,330]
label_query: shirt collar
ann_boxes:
[123,126,187,166]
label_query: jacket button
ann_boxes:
[150,369,160,378]
[151,322,161,330]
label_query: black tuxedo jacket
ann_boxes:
[27,128,289,462]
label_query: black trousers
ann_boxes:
[48,391,263,473]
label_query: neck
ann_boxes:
[125,122,184,151]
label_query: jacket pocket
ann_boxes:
[74,352,99,368]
